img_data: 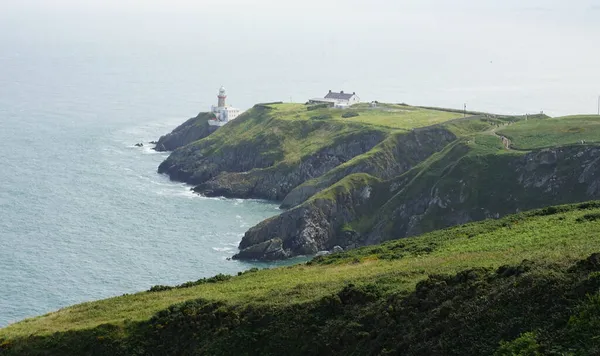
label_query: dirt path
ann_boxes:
[488,123,512,150]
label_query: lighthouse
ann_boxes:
[209,86,244,127]
[217,86,227,108]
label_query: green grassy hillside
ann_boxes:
[270,102,460,129]
[2,202,600,355]
[497,114,600,150]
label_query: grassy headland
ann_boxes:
[497,114,600,149]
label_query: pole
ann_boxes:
[464,103,466,118]
[597,95,599,116]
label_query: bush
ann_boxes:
[148,273,233,292]
[341,111,359,118]
[495,332,541,356]
[576,213,600,222]
[310,114,332,120]
[148,285,173,293]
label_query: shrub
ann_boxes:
[341,111,359,118]
[310,114,332,120]
[148,274,233,292]
[495,332,541,356]
[148,285,173,293]
[576,213,600,222]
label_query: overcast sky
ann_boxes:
[2,0,599,115]
[2,0,598,14]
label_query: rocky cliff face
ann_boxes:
[193,132,386,201]
[280,127,456,208]
[235,144,600,261]
[368,145,600,243]
[232,126,459,261]
[158,105,389,198]
[158,137,281,185]
[154,112,217,152]
[233,174,379,260]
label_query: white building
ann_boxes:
[309,90,360,108]
[209,86,243,127]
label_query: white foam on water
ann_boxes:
[212,247,235,253]
[155,188,196,199]
[141,146,163,155]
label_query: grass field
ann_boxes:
[2,201,600,339]
[497,115,600,149]
[268,103,461,130]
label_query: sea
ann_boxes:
[0,0,599,327]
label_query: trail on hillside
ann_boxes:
[489,122,512,150]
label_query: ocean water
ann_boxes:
[1,0,599,327]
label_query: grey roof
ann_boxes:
[324,91,356,100]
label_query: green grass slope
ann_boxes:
[2,202,600,355]
[497,114,600,150]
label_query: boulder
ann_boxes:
[332,246,344,253]
[232,238,289,261]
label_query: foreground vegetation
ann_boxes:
[2,201,600,355]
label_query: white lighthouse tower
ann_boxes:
[217,86,227,107]
[209,86,243,127]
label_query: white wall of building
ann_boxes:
[348,95,360,105]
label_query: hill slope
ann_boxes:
[233,114,600,260]
[1,201,600,355]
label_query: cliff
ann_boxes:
[154,112,217,152]
[234,114,600,260]
[154,104,600,262]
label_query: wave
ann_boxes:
[212,246,236,253]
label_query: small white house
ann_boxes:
[209,86,243,127]
[309,90,360,108]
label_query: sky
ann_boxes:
[1,0,599,115]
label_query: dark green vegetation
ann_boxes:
[154,112,217,152]
[2,201,600,355]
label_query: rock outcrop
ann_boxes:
[233,174,382,260]
[158,105,389,198]
[154,112,217,152]
[235,143,600,260]
[368,145,600,243]
[280,127,456,208]
[193,131,386,201]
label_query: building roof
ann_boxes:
[324,90,356,101]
